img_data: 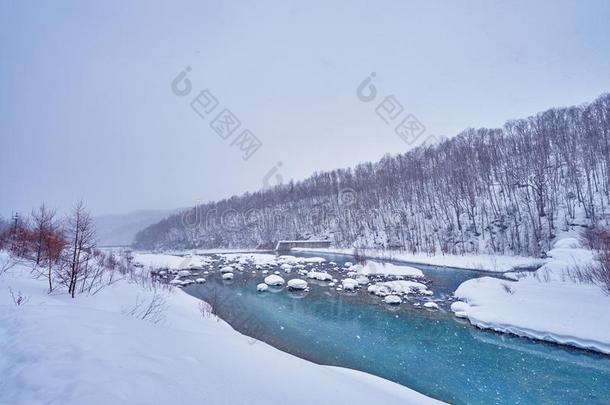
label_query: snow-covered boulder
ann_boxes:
[450,301,469,318]
[349,261,424,278]
[257,283,269,292]
[370,280,430,296]
[368,284,390,296]
[195,278,206,284]
[169,279,183,286]
[222,273,234,280]
[287,279,308,290]
[356,275,370,285]
[342,278,358,291]
[177,270,191,278]
[264,275,285,286]
[344,262,353,267]
[384,295,402,305]
[307,271,333,281]
[280,263,293,271]
[423,302,439,310]
[220,266,233,273]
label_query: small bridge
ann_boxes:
[275,240,331,252]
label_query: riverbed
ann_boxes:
[180,252,610,404]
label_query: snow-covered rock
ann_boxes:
[264,275,285,286]
[341,278,359,291]
[423,302,439,310]
[356,275,370,285]
[220,266,234,273]
[450,301,469,318]
[369,280,430,296]
[287,279,308,290]
[307,271,333,281]
[177,270,191,278]
[222,273,234,280]
[368,284,390,296]
[195,278,206,284]
[349,261,424,278]
[384,295,402,305]
[257,283,269,292]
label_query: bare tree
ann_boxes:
[62,201,96,298]
[32,204,53,265]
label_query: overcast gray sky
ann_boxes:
[1,0,610,217]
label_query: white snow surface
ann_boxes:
[293,248,543,272]
[264,274,285,286]
[133,252,211,270]
[306,271,333,281]
[256,283,268,292]
[0,253,443,405]
[384,295,402,305]
[452,232,610,354]
[341,278,359,291]
[349,261,424,278]
[368,280,430,296]
[287,279,308,290]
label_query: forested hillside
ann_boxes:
[135,93,610,256]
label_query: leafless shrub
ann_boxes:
[124,288,167,324]
[581,228,610,251]
[0,255,17,276]
[566,263,595,284]
[591,245,610,294]
[199,301,214,319]
[8,287,30,306]
[532,268,553,283]
[568,229,610,294]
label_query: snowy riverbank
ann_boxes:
[0,253,443,405]
[451,234,610,354]
[291,247,543,273]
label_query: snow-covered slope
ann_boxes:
[0,255,443,405]
[451,232,610,354]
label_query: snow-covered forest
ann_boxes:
[135,93,610,256]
